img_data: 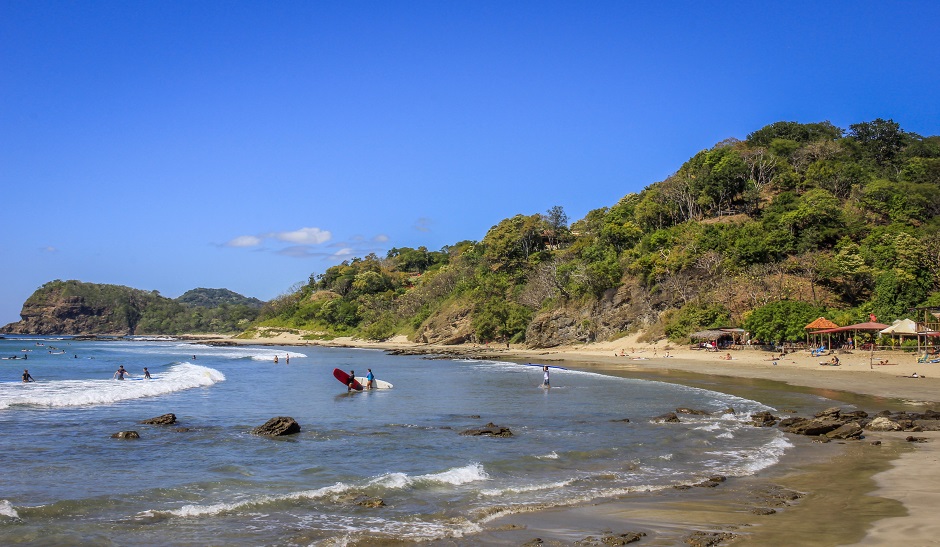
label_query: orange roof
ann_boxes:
[805,317,838,330]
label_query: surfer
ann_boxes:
[365,368,374,389]
[22,369,34,382]
[542,365,550,387]
[274,355,279,364]
[347,370,356,392]
[143,367,152,379]
[113,365,130,380]
[285,353,289,364]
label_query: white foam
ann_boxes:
[0,364,225,410]
[152,482,353,519]
[369,463,490,489]
[480,478,575,496]
[0,500,19,519]
[536,451,559,459]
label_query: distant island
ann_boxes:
[6,119,940,346]
[0,281,262,335]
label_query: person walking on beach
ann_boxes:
[113,365,130,380]
[143,367,151,379]
[365,368,374,389]
[22,369,34,382]
[542,365,550,387]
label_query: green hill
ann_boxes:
[252,118,940,346]
[1,280,263,335]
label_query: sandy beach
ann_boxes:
[197,330,940,545]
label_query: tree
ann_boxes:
[848,118,906,167]
[743,300,822,344]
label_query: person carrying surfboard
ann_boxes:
[346,370,356,392]
[365,369,375,389]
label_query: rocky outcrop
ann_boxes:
[252,416,301,436]
[652,412,680,423]
[414,304,473,345]
[525,278,668,348]
[141,413,177,425]
[459,422,513,437]
[111,431,140,439]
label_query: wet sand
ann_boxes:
[195,331,940,545]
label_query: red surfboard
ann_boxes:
[333,368,363,391]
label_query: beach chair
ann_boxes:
[918,354,929,363]
[811,346,827,357]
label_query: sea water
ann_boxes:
[0,336,792,545]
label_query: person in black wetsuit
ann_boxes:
[22,369,34,382]
[113,365,130,380]
[143,367,152,379]
[346,370,356,392]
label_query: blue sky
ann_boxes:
[2,1,939,325]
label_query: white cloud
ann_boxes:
[373,234,389,242]
[332,248,354,258]
[41,246,58,253]
[226,235,263,247]
[272,227,332,245]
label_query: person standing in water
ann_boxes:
[346,370,356,392]
[143,367,152,379]
[22,369,34,382]
[542,366,550,387]
[274,355,279,364]
[113,365,130,380]
[365,368,375,389]
[285,353,289,364]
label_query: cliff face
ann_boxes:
[1,280,153,335]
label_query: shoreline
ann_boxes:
[192,332,940,545]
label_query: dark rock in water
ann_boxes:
[906,435,928,443]
[841,410,869,420]
[750,507,777,515]
[141,413,177,425]
[522,539,544,547]
[723,407,736,415]
[111,431,140,439]
[812,435,831,443]
[871,440,882,446]
[175,427,191,433]
[676,407,710,415]
[694,476,726,488]
[252,416,301,436]
[783,418,843,436]
[610,418,631,423]
[652,412,679,423]
[356,496,385,508]
[459,422,513,437]
[575,531,646,545]
[750,411,778,427]
[826,422,864,440]
[685,531,735,547]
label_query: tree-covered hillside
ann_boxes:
[176,288,264,309]
[253,119,940,346]
[2,280,261,335]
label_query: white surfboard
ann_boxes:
[354,377,393,389]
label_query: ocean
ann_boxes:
[0,336,794,545]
